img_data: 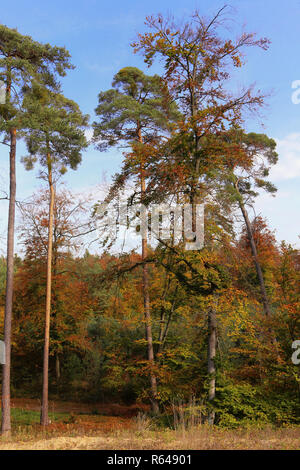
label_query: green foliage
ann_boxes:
[0,24,73,136]
[93,66,179,151]
[22,86,89,176]
[0,407,69,426]
[214,382,300,428]
[87,315,146,402]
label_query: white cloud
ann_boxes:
[271,133,300,181]
[84,128,94,143]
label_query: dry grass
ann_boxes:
[0,416,299,450]
[0,401,298,450]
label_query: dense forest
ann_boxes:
[0,5,299,437]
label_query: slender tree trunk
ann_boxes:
[40,157,55,426]
[158,285,178,356]
[142,238,159,414]
[52,248,60,384]
[138,130,159,415]
[1,128,16,436]
[237,189,271,317]
[158,274,171,349]
[55,354,60,382]
[236,184,280,362]
[207,301,217,425]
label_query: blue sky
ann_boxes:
[0,0,300,252]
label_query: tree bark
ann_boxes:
[207,301,217,425]
[1,127,16,436]
[235,184,281,362]
[142,237,159,415]
[55,354,60,382]
[236,187,271,317]
[40,156,55,426]
[157,274,171,351]
[158,285,178,356]
[138,129,159,415]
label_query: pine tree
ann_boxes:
[0,24,73,435]
[22,85,88,425]
[93,67,178,413]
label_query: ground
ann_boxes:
[0,399,299,450]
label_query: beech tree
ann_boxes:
[22,86,88,425]
[132,7,271,423]
[0,25,73,435]
[132,7,268,214]
[15,189,92,387]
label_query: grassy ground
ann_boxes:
[0,407,299,449]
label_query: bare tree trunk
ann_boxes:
[138,130,159,415]
[52,246,60,384]
[1,128,16,436]
[40,157,55,426]
[158,285,178,356]
[237,191,271,317]
[235,184,280,362]
[55,354,60,382]
[207,301,216,425]
[157,274,171,350]
[142,237,159,414]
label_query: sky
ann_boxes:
[0,0,299,254]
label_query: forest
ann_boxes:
[0,3,299,450]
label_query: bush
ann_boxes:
[213,382,300,428]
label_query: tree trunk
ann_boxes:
[55,354,60,382]
[236,184,280,361]
[138,129,159,415]
[40,157,55,426]
[1,128,16,436]
[157,274,171,352]
[158,285,178,356]
[207,301,216,425]
[142,238,159,415]
[237,191,271,317]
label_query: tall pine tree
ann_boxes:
[22,85,88,425]
[93,67,178,413]
[0,25,73,435]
